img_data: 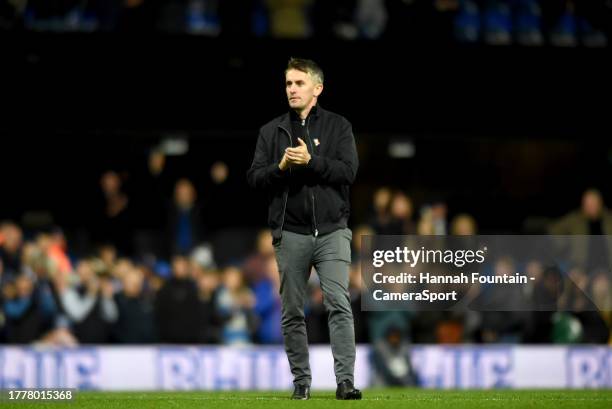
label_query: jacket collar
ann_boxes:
[279,104,322,131]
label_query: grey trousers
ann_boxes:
[273,228,356,387]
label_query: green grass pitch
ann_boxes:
[11,389,612,409]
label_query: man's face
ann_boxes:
[582,190,603,220]
[285,69,322,111]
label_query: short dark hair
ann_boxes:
[286,57,324,84]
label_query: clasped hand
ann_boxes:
[279,138,311,170]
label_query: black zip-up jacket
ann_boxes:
[247,105,358,240]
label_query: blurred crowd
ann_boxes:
[0,222,284,346]
[0,0,609,47]
[1,142,611,348]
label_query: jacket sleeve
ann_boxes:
[247,129,289,190]
[307,119,358,185]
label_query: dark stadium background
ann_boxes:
[3,37,610,237]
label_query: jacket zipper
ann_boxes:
[277,125,292,236]
[305,117,319,237]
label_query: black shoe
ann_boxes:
[291,385,310,400]
[336,380,362,400]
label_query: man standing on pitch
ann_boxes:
[247,58,361,400]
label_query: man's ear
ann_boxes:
[314,83,323,97]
